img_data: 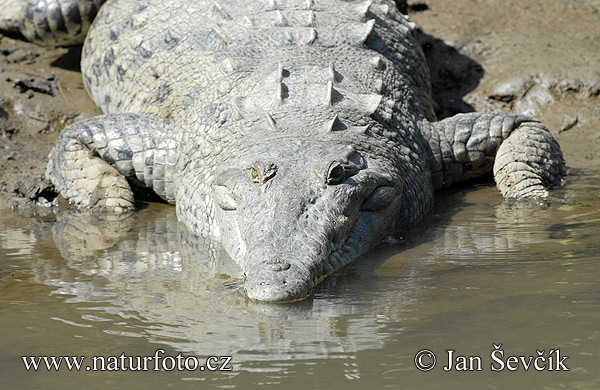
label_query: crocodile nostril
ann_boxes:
[266,259,291,272]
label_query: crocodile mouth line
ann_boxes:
[312,224,361,288]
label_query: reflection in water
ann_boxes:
[15,207,420,363]
[429,196,579,262]
[1,170,599,389]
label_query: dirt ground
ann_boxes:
[0,40,101,210]
[0,0,598,211]
[410,0,600,167]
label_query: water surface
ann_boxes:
[1,170,599,389]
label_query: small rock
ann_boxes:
[489,76,533,103]
[559,115,578,133]
[15,176,57,201]
[514,83,555,117]
[7,73,58,96]
[408,3,429,13]
[36,196,53,208]
[556,79,582,95]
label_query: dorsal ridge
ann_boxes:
[358,1,373,21]
[274,10,288,26]
[276,64,286,103]
[211,0,231,20]
[325,80,334,106]
[265,113,277,130]
[306,10,316,27]
[360,19,376,45]
[370,55,384,70]
[324,115,372,134]
[211,24,232,45]
[328,63,336,82]
[325,114,343,132]
[306,28,318,45]
[268,0,279,11]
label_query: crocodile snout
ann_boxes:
[244,260,314,303]
[265,258,291,272]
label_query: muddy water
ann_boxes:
[1,171,599,390]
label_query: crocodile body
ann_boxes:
[2,0,565,301]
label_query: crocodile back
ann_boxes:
[82,0,435,131]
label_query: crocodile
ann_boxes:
[1,0,565,302]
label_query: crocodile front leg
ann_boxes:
[46,113,178,212]
[422,112,566,198]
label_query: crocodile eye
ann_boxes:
[250,167,259,182]
[326,162,345,185]
[248,161,278,184]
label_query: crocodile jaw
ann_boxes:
[207,126,406,302]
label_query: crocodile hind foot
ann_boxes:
[46,113,178,213]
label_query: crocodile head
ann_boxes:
[212,115,410,302]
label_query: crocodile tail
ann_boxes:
[16,0,106,46]
[0,0,23,32]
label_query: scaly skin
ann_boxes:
[1,0,566,301]
[0,0,105,45]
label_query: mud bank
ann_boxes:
[0,38,100,210]
[0,0,598,211]
[410,0,600,167]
